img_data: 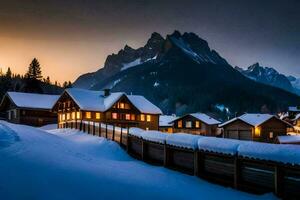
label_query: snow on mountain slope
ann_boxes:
[0,121,275,200]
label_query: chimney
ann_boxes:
[104,89,110,97]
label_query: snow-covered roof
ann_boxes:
[171,113,221,125]
[294,113,300,121]
[277,135,300,144]
[220,113,283,127]
[4,92,60,110]
[289,106,300,112]
[126,95,162,114]
[159,115,177,127]
[190,113,221,125]
[63,88,162,114]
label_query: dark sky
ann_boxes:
[0,0,299,82]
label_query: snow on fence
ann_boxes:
[61,121,300,198]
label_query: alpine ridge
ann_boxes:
[73,31,300,119]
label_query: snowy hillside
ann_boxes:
[0,121,275,200]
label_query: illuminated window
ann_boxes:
[186,121,192,128]
[269,132,274,139]
[125,114,130,120]
[85,112,91,119]
[167,128,173,133]
[67,113,70,120]
[76,112,81,119]
[140,114,145,121]
[96,112,101,119]
[62,114,65,121]
[63,102,66,108]
[131,114,136,121]
[146,127,149,131]
[254,127,261,137]
[178,120,182,128]
[146,115,151,122]
[112,113,118,119]
[71,112,75,119]
[195,121,200,128]
[120,103,125,109]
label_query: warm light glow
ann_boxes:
[112,113,118,119]
[76,111,81,119]
[96,112,101,119]
[62,114,65,121]
[254,127,261,137]
[120,103,125,109]
[71,112,75,119]
[140,114,145,121]
[146,115,151,122]
[178,120,182,128]
[125,114,130,120]
[131,114,135,121]
[66,113,70,120]
[85,112,91,119]
[195,121,200,128]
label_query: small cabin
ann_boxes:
[52,88,162,130]
[159,115,177,133]
[170,113,221,136]
[0,92,59,127]
[220,113,292,143]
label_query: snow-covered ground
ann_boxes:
[0,121,276,200]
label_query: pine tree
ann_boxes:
[26,58,42,80]
[6,67,12,78]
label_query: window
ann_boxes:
[140,114,145,121]
[269,132,274,139]
[71,112,75,120]
[195,121,200,128]
[62,114,65,121]
[186,121,192,128]
[131,114,136,121]
[146,127,149,131]
[178,120,182,128]
[112,113,118,119]
[254,127,261,137]
[13,109,17,119]
[96,112,101,119]
[76,112,81,119]
[125,114,130,120]
[85,112,91,119]
[67,113,70,120]
[146,115,151,122]
[119,103,125,109]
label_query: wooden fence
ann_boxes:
[61,121,300,199]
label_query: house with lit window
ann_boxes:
[219,113,292,143]
[0,92,59,126]
[52,88,162,130]
[159,115,177,133]
[170,113,221,136]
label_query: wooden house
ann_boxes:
[0,92,59,127]
[220,113,292,143]
[159,115,177,133]
[170,113,221,136]
[52,88,162,130]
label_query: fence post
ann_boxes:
[112,125,115,141]
[141,139,146,161]
[163,141,168,167]
[93,122,95,136]
[234,154,241,189]
[194,151,199,176]
[105,124,108,138]
[126,133,130,152]
[197,151,205,177]
[99,122,102,137]
[120,127,123,145]
[274,165,284,197]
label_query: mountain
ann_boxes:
[236,63,300,95]
[73,31,300,118]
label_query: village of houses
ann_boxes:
[1,88,300,144]
[1,88,300,199]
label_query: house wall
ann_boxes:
[259,118,288,143]
[159,126,173,133]
[173,115,217,136]
[223,120,253,141]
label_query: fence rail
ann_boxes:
[61,121,300,199]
